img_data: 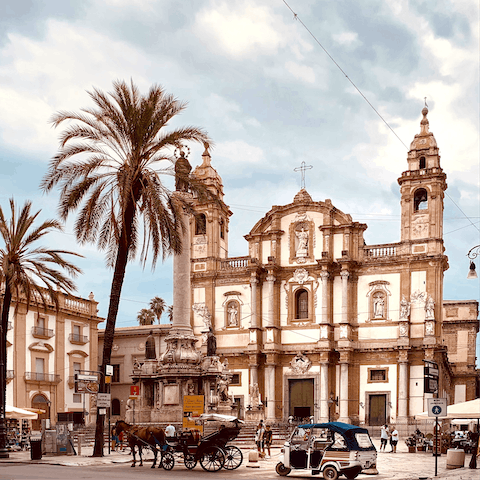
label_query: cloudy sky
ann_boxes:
[1,1,478,341]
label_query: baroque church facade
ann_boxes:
[188,107,478,427]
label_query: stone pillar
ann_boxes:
[340,270,349,324]
[398,361,408,420]
[320,271,329,324]
[172,195,192,332]
[265,272,275,328]
[250,275,258,329]
[265,360,276,422]
[338,351,351,423]
[319,361,329,422]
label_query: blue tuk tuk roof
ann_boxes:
[298,422,368,434]
[297,422,374,451]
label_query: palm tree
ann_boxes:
[137,308,154,326]
[41,80,214,456]
[150,296,166,323]
[167,304,173,323]
[0,199,81,458]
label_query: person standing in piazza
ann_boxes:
[380,424,389,451]
[263,425,273,458]
[390,426,399,453]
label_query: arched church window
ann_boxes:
[414,188,428,211]
[195,213,207,235]
[112,398,121,416]
[220,219,225,239]
[419,156,426,169]
[295,289,309,319]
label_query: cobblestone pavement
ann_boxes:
[1,439,478,479]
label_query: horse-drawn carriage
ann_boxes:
[116,413,243,472]
[161,413,243,472]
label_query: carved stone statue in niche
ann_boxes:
[295,227,309,257]
[373,293,385,318]
[249,383,260,406]
[227,302,239,326]
[145,330,156,359]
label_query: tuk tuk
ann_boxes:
[276,422,377,479]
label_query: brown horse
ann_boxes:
[115,420,166,468]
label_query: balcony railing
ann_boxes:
[24,372,61,383]
[364,245,398,258]
[220,256,251,270]
[32,326,54,338]
[68,333,89,344]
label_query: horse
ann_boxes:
[115,420,166,468]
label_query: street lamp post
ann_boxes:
[467,245,480,279]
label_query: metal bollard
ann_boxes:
[77,434,84,456]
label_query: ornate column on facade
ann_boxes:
[319,351,329,422]
[265,271,275,329]
[340,270,349,324]
[320,270,329,324]
[397,350,409,422]
[338,350,351,423]
[265,353,276,422]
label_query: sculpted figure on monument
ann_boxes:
[206,327,217,356]
[217,374,230,402]
[145,330,156,359]
[400,295,410,319]
[227,302,239,326]
[295,227,308,257]
[175,149,192,192]
[425,295,435,319]
[373,293,385,318]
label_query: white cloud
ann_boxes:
[332,31,359,46]
[194,2,285,57]
[214,139,265,164]
[285,61,315,84]
[0,20,151,155]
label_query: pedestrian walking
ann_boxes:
[390,426,399,453]
[255,422,265,456]
[380,424,389,451]
[264,425,273,458]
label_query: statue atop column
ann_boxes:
[217,374,230,402]
[175,149,192,192]
[145,330,156,359]
[206,327,217,356]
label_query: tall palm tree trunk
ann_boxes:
[92,198,137,457]
[0,284,12,458]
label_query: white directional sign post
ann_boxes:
[427,398,447,418]
[427,398,447,477]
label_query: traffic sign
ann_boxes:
[96,393,111,408]
[427,398,447,418]
[105,365,113,376]
[130,385,140,398]
[76,374,98,382]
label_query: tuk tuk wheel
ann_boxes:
[161,452,175,470]
[223,446,243,470]
[322,466,339,480]
[199,446,225,472]
[275,462,291,476]
[184,454,197,470]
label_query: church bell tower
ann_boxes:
[398,107,447,256]
[191,144,232,262]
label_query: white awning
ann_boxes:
[6,405,38,419]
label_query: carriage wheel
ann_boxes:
[199,446,225,472]
[223,446,243,470]
[161,452,175,470]
[184,454,197,470]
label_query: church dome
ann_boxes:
[293,188,313,203]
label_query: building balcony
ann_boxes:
[31,326,54,339]
[68,333,89,345]
[6,370,14,383]
[24,372,61,384]
[7,321,12,330]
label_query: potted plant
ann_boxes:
[417,438,426,451]
[405,436,416,453]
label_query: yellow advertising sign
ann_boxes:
[183,395,204,434]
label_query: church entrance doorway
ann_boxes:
[31,394,50,431]
[368,394,386,425]
[289,379,314,421]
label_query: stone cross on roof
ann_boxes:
[294,161,313,189]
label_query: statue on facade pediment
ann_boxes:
[425,295,435,320]
[400,295,410,320]
[295,227,309,257]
